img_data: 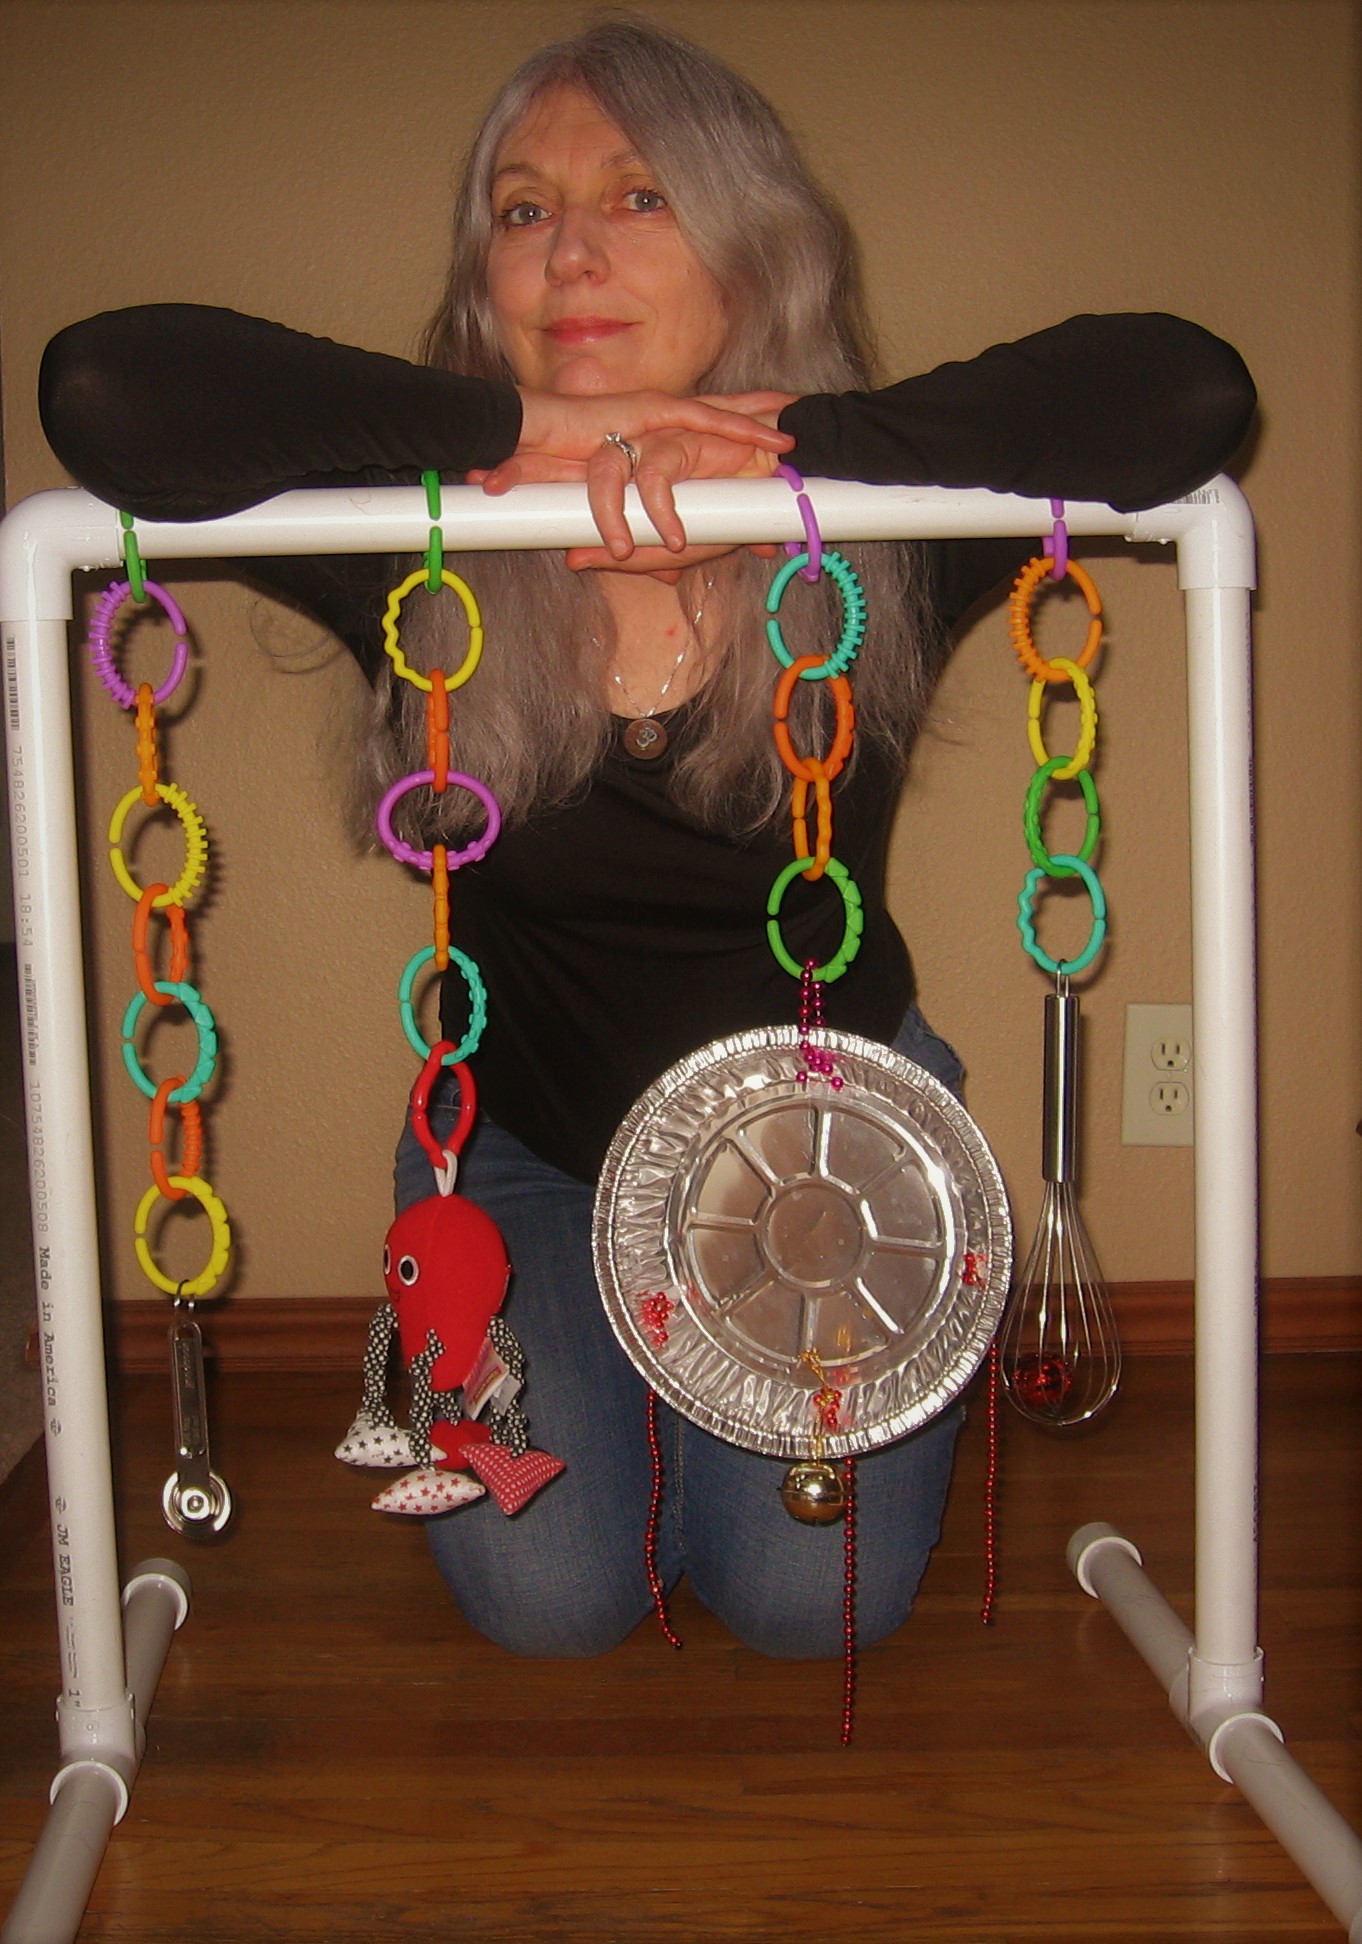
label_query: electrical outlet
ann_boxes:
[1122,1004,1194,1146]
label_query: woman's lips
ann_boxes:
[543,317,634,344]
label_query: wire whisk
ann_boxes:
[1001,982,1121,1426]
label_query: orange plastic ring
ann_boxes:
[432,845,450,971]
[1008,555,1103,683]
[135,683,159,807]
[132,886,191,1006]
[774,659,855,783]
[792,762,834,881]
[149,1079,203,1200]
[426,678,451,792]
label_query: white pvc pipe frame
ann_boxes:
[2,476,1359,1939]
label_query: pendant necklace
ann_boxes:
[610,580,712,761]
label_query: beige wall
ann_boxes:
[1,0,1357,1304]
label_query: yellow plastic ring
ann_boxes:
[109,783,208,907]
[382,568,483,692]
[133,1173,231,1298]
[1027,658,1097,781]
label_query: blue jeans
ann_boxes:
[393,1006,965,1660]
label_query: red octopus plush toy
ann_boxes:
[336,1056,563,1517]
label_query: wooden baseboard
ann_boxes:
[1109,1277,1362,1354]
[86,1277,1362,1373]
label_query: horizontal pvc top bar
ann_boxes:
[1,475,1255,623]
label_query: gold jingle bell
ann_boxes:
[779,1459,847,1525]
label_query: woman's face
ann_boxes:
[486,84,727,396]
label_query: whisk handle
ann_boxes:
[1043,989,1080,1184]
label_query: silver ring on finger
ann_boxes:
[602,432,640,474]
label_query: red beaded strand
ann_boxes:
[796,958,843,1089]
[644,1388,683,1649]
[840,1454,857,1744]
[980,1340,1001,1624]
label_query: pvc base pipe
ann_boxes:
[1212,1720,1362,1944]
[0,1766,126,1944]
[1072,1524,1362,1939]
[2,1562,190,1944]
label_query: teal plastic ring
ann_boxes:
[1023,758,1101,876]
[765,549,867,678]
[121,981,219,1103]
[1017,858,1108,975]
[766,855,864,982]
[399,945,487,1064]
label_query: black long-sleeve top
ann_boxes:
[40,306,1255,1179]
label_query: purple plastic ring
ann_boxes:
[776,463,823,582]
[376,769,502,872]
[87,580,191,709]
[1048,499,1069,581]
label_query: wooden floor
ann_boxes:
[1,1355,1358,1942]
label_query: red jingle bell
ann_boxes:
[1012,1351,1074,1413]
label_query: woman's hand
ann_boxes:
[476,389,798,573]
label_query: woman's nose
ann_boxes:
[545,206,609,284]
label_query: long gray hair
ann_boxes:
[363,15,939,842]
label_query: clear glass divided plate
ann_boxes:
[593,1027,1013,1458]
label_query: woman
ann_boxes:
[40,18,1255,1660]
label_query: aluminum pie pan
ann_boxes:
[593,1026,1012,1459]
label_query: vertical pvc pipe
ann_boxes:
[2,609,133,1756]
[1183,583,1262,1695]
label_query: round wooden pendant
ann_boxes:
[622,717,668,760]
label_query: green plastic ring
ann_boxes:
[1017,858,1108,975]
[121,981,219,1103]
[765,549,867,678]
[1023,758,1101,876]
[399,945,487,1064]
[422,470,444,592]
[766,855,864,982]
[119,509,147,605]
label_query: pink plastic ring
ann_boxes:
[87,580,190,709]
[1049,499,1068,581]
[376,769,501,872]
[777,463,823,581]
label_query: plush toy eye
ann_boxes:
[382,1245,391,1277]
[397,1255,419,1286]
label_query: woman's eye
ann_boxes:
[622,187,667,214]
[499,199,549,229]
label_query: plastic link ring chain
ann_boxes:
[1010,546,1109,978]
[766,485,865,986]
[399,945,488,1065]
[149,1078,203,1201]
[376,768,501,873]
[133,1173,232,1298]
[378,489,502,1126]
[89,526,234,1307]
[121,981,219,1104]
[88,579,190,709]
[1017,858,1108,976]
[108,782,209,907]
[767,855,865,982]
[1023,757,1100,877]
[382,568,483,691]
[132,885,191,1005]
[1008,554,1103,682]
[1027,658,1097,781]
[765,549,868,679]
